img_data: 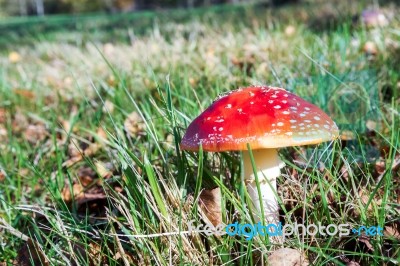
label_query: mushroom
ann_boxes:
[180,86,339,225]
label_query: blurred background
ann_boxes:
[0,0,281,16]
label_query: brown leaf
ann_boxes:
[12,111,28,133]
[24,124,47,144]
[96,127,108,142]
[102,100,114,114]
[199,187,222,227]
[358,235,374,252]
[63,143,100,168]
[14,238,49,266]
[268,248,309,266]
[346,262,361,266]
[95,161,112,179]
[124,111,145,137]
[384,223,400,240]
[77,166,96,186]
[13,89,36,99]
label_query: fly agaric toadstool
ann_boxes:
[181,86,339,224]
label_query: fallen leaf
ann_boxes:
[95,161,112,179]
[384,223,400,240]
[366,120,377,131]
[346,262,361,266]
[13,89,35,99]
[96,127,108,141]
[24,124,47,144]
[124,111,145,137]
[163,134,174,150]
[102,100,114,114]
[12,111,28,133]
[199,187,222,227]
[64,142,100,168]
[14,238,49,266]
[268,248,309,266]
[77,166,96,186]
[358,234,374,252]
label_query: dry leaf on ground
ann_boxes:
[199,187,222,227]
[14,238,49,266]
[24,124,47,144]
[384,223,400,240]
[124,111,146,136]
[268,248,309,266]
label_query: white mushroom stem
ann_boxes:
[243,149,285,225]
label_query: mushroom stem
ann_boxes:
[243,149,284,225]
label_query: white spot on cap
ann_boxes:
[324,124,330,129]
[285,132,293,136]
[226,104,232,109]
[284,94,288,97]
[314,124,320,128]
[290,120,297,123]
[300,113,306,117]
[290,107,297,110]
[305,120,311,123]
[314,116,321,120]
[274,105,281,109]
[283,111,290,115]
[219,127,223,131]
[271,95,278,98]
[215,118,224,123]
[268,100,274,103]
[277,122,284,126]
[249,92,255,96]
[305,107,311,111]
[291,125,297,129]
[250,101,254,105]
[282,100,287,104]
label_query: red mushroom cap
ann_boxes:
[180,86,339,152]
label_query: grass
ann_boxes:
[0,0,399,265]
